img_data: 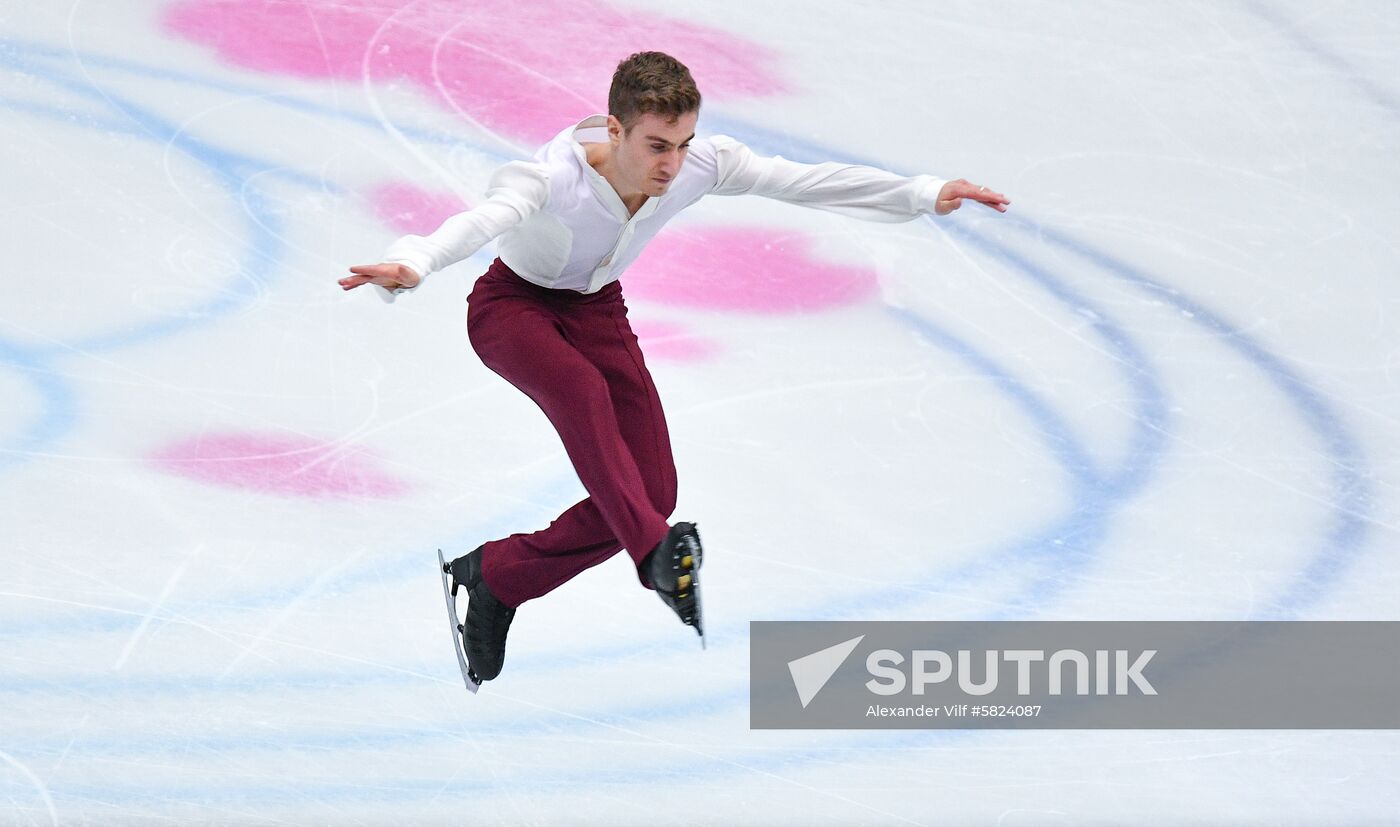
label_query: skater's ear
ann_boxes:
[607,114,625,147]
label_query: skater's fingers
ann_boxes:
[973,186,1011,212]
[347,263,400,279]
[975,189,1011,208]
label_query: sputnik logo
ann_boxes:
[787,635,865,708]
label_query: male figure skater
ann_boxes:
[340,52,1010,687]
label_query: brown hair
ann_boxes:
[608,51,702,133]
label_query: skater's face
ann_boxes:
[609,110,698,198]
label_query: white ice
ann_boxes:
[2,1,1398,824]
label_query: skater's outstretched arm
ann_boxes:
[339,160,551,302]
[708,135,1008,220]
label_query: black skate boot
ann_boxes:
[441,546,516,688]
[640,522,705,646]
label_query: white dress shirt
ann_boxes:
[377,114,946,301]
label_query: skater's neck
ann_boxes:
[585,142,649,217]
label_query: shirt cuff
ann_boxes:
[916,175,947,214]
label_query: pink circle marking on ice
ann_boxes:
[629,319,718,362]
[368,181,469,233]
[622,227,879,313]
[161,0,789,144]
[150,432,410,499]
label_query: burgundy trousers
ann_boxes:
[467,258,677,607]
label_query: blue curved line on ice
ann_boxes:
[1072,256,1371,615]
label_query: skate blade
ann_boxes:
[438,549,479,694]
[693,574,706,651]
[680,538,705,650]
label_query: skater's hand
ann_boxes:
[339,262,422,292]
[935,179,1010,215]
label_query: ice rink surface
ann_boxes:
[2,1,1398,823]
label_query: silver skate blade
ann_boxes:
[438,549,479,694]
[695,577,706,650]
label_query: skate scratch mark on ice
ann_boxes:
[0,591,278,669]
[112,545,200,672]
[49,713,91,775]
[357,2,523,195]
[425,28,580,157]
[217,545,373,680]
[0,750,57,827]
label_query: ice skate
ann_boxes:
[640,522,705,647]
[438,546,516,690]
